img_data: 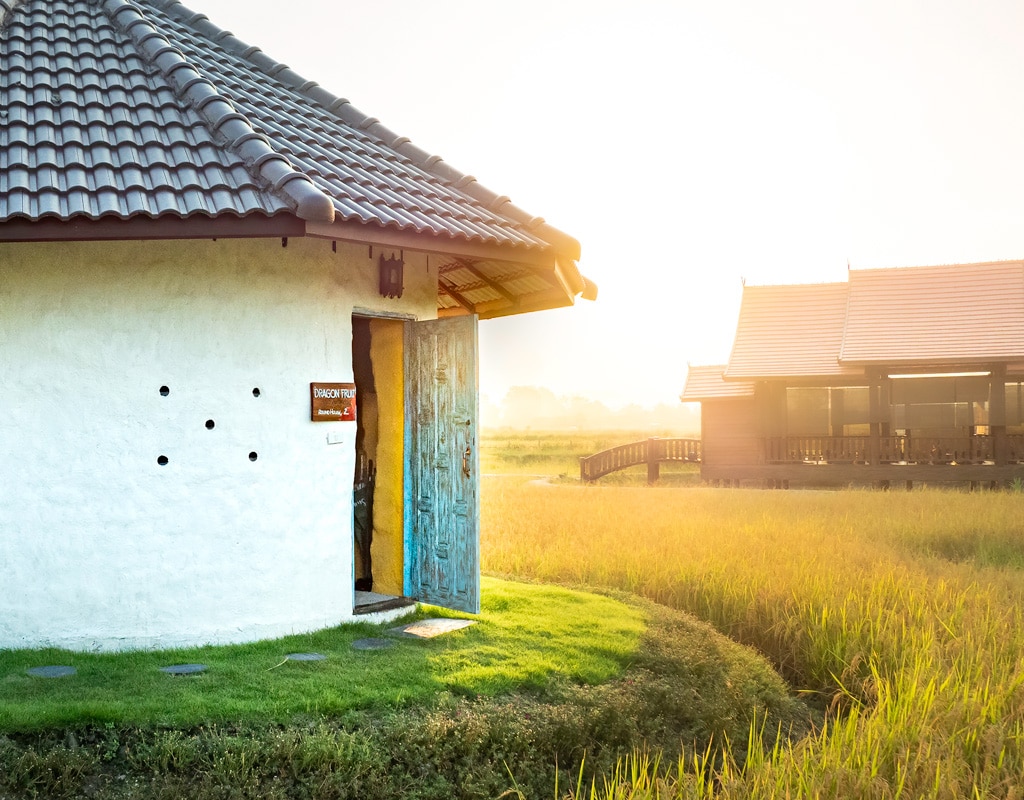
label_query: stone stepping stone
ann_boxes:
[388,618,476,639]
[352,637,395,651]
[286,652,326,661]
[160,663,207,675]
[26,665,76,678]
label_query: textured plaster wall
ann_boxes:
[0,237,435,651]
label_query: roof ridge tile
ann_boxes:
[153,0,580,266]
[100,0,334,222]
[0,0,23,28]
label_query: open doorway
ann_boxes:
[351,316,376,593]
[351,315,412,615]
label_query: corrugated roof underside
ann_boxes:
[682,365,755,400]
[437,260,554,309]
[725,283,860,378]
[0,0,281,221]
[841,261,1024,363]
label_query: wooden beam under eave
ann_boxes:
[438,278,478,314]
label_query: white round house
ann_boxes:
[0,0,594,651]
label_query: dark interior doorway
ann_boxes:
[352,316,376,592]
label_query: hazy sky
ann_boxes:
[196,0,1024,407]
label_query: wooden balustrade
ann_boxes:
[766,434,999,465]
[579,437,701,483]
[582,434,1024,486]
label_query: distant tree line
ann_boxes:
[482,385,700,433]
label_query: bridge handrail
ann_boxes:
[579,437,701,482]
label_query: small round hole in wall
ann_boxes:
[249,451,258,462]
[157,455,169,466]
[252,388,261,398]
[159,386,170,396]
[205,420,215,430]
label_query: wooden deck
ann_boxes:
[702,462,1024,488]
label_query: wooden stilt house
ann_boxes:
[682,261,1024,487]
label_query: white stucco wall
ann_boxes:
[0,236,436,651]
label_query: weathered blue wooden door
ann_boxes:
[404,314,480,614]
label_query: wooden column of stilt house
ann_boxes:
[755,382,786,488]
[990,363,1008,467]
[830,388,845,438]
[868,372,881,465]
[868,371,891,488]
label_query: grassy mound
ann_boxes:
[0,581,807,800]
[0,579,643,732]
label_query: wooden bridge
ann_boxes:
[579,437,701,483]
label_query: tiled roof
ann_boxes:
[691,260,1024,389]
[0,0,586,300]
[724,282,863,380]
[681,365,755,401]
[840,261,1024,365]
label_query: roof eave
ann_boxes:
[440,286,577,320]
[307,218,594,318]
[839,355,1024,368]
[0,213,305,242]
[722,370,867,382]
[306,218,559,268]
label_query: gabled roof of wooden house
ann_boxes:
[840,260,1024,366]
[0,0,594,318]
[723,282,860,380]
[688,259,1024,395]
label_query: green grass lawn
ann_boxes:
[0,578,806,800]
[0,578,643,732]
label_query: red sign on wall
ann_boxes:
[310,383,357,422]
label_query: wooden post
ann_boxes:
[647,437,660,485]
[870,372,884,489]
[879,379,891,431]
[830,388,845,438]
[868,371,882,466]
[757,383,786,465]
[990,364,1007,465]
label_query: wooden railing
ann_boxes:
[766,436,870,464]
[580,437,701,483]
[581,434,1024,486]
[766,434,1004,465]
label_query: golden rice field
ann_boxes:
[481,471,1024,799]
